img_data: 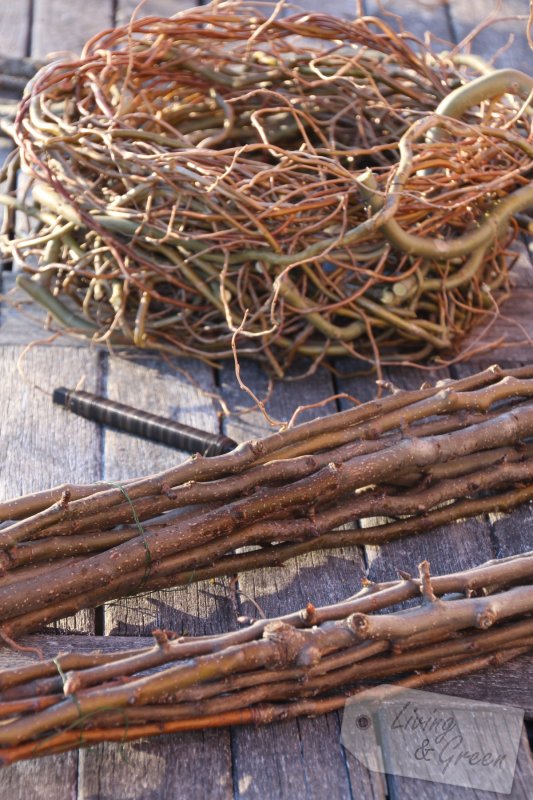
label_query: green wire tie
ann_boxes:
[119,712,130,763]
[52,656,84,726]
[100,480,153,589]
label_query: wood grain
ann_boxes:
[102,354,232,636]
[85,352,234,800]
[79,732,232,800]
[0,282,101,792]
[385,723,533,800]
[365,0,452,42]
[0,273,90,345]
[0,1,31,58]
[280,0,360,19]
[0,342,101,634]
[0,0,109,791]
[116,0,191,25]
[0,1,29,240]
[32,0,113,59]
[0,0,531,797]
[507,240,533,290]
[333,360,527,799]
[219,360,381,800]
[335,365,495,579]
[459,288,533,365]
[431,655,533,719]
[448,0,532,69]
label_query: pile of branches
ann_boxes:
[0,553,531,764]
[2,1,532,372]
[2,365,533,639]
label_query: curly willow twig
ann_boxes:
[2,0,532,373]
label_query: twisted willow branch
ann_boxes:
[2,366,533,636]
[2,1,532,371]
[0,554,531,764]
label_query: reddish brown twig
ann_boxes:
[2,2,531,374]
[0,554,530,765]
[0,367,533,636]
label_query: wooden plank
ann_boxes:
[281,0,360,19]
[365,0,452,42]
[219,360,378,800]
[489,502,533,559]
[0,0,29,248]
[449,0,532,69]
[102,354,233,636]
[363,508,497,586]
[1,751,78,800]
[0,2,31,58]
[484,355,533,560]
[0,0,107,793]
[32,0,113,59]
[116,0,191,25]
[334,362,502,800]
[428,653,533,718]
[371,539,531,791]
[79,353,233,800]
[336,365,496,580]
[0,341,101,791]
[511,728,533,800]
[0,273,91,345]
[0,342,101,634]
[349,648,533,800]
[459,288,533,365]
[79,732,232,800]
[508,239,533,289]
[0,3,528,798]
[380,360,533,800]
[385,721,533,800]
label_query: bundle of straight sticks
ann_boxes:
[1,365,533,763]
[0,553,531,764]
[1,366,533,638]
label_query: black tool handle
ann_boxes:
[53,387,237,456]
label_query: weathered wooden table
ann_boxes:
[0,1,532,798]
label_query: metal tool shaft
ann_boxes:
[53,387,237,456]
